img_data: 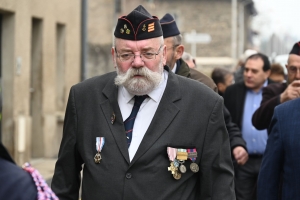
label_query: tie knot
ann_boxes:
[134,95,148,103]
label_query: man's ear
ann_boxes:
[162,45,167,65]
[111,47,117,66]
[175,45,184,60]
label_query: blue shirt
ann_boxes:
[242,81,268,154]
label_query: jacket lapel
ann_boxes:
[130,71,181,166]
[236,83,247,128]
[100,75,130,164]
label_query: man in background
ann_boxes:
[159,13,217,92]
[269,63,286,83]
[160,13,248,166]
[224,53,272,200]
[234,49,258,83]
[252,41,300,131]
[211,67,234,96]
[182,51,196,69]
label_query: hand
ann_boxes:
[232,146,248,165]
[280,80,300,103]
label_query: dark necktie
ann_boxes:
[124,95,147,148]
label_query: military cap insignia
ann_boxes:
[119,24,130,34]
[142,24,146,31]
[148,22,154,32]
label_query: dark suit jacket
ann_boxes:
[51,69,235,200]
[223,80,274,130]
[252,82,287,130]
[223,81,248,129]
[257,98,300,199]
[0,143,37,200]
[176,59,247,152]
[176,58,218,92]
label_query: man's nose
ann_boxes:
[245,71,251,77]
[132,54,144,67]
[295,69,300,79]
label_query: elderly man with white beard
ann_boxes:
[51,5,235,200]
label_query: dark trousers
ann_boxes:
[234,156,262,200]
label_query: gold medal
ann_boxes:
[94,152,102,163]
[168,162,178,174]
[173,171,182,180]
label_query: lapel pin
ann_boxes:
[111,113,116,124]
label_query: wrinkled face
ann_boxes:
[244,57,270,92]
[164,37,178,69]
[286,54,300,83]
[112,37,166,95]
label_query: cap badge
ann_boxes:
[120,28,124,34]
[142,24,146,31]
[126,29,130,34]
[148,22,154,32]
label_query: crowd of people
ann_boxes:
[1,4,299,200]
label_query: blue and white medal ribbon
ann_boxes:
[94,137,105,164]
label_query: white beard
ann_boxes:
[114,62,163,95]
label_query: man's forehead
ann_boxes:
[288,54,300,66]
[245,57,264,68]
[163,37,173,44]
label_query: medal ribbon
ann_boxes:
[96,137,105,152]
[187,148,197,162]
[167,147,177,161]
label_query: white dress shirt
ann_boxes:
[118,70,168,161]
[171,63,177,73]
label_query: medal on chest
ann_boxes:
[94,137,105,164]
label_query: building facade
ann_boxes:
[0,0,81,164]
[87,0,256,77]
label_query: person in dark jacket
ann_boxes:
[52,6,235,200]
[224,53,272,200]
[160,13,248,166]
[257,98,300,199]
[252,41,300,131]
[0,141,37,200]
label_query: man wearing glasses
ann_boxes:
[51,5,235,200]
[159,13,218,92]
[252,41,300,131]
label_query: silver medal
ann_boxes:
[190,162,199,173]
[179,164,187,173]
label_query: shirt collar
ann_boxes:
[171,62,177,73]
[248,79,268,93]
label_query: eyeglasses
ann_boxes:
[166,44,180,51]
[115,45,163,62]
[288,66,300,74]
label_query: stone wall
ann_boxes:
[0,0,81,163]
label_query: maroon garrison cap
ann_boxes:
[114,5,163,41]
[289,41,300,55]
